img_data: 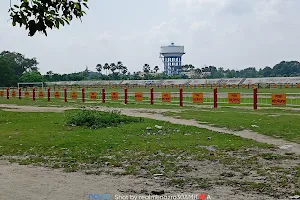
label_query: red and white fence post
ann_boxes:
[64,88,67,102]
[102,88,106,103]
[150,88,154,105]
[6,88,9,100]
[179,88,183,107]
[19,88,22,100]
[253,88,258,110]
[213,88,218,108]
[124,88,128,105]
[48,88,51,102]
[33,88,36,101]
[82,88,85,103]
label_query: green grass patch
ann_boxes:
[165,107,300,143]
[65,109,143,129]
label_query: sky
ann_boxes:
[1,0,300,74]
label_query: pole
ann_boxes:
[19,88,22,100]
[124,88,128,105]
[102,88,106,103]
[48,88,51,102]
[179,88,183,107]
[33,88,36,101]
[254,88,258,110]
[64,88,67,102]
[214,88,218,108]
[82,88,85,103]
[150,88,154,105]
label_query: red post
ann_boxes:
[48,88,51,101]
[124,88,128,105]
[33,88,36,101]
[64,88,67,102]
[82,88,85,103]
[6,88,9,100]
[150,88,154,105]
[213,88,218,108]
[19,88,22,100]
[253,88,258,110]
[179,88,183,107]
[102,88,106,103]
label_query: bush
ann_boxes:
[65,109,143,129]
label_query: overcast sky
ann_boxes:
[1,0,300,74]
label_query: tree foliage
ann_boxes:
[9,0,89,36]
[20,71,45,82]
[0,51,39,86]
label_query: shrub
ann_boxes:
[65,109,143,129]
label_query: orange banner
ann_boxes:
[39,91,44,98]
[232,84,236,88]
[111,92,119,101]
[192,93,204,103]
[71,92,78,100]
[272,94,286,105]
[242,84,246,88]
[24,91,30,98]
[228,93,241,104]
[90,92,97,100]
[54,91,60,99]
[0,91,4,97]
[162,92,171,102]
[11,91,16,97]
[134,92,143,101]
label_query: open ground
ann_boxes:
[1,95,300,200]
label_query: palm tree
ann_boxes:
[103,63,110,75]
[143,64,150,80]
[110,63,117,74]
[117,61,123,73]
[143,64,150,73]
[154,66,159,73]
[189,64,195,71]
[96,64,102,74]
[122,66,128,75]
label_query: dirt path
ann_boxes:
[0,104,75,113]
[0,160,282,200]
[92,106,300,155]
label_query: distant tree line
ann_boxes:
[1,50,300,87]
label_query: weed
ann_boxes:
[65,109,143,129]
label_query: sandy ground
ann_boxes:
[0,104,298,200]
[0,104,75,113]
[0,160,283,200]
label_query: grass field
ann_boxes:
[165,107,300,143]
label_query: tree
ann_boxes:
[110,63,117,74]
[143,64,150,73]
[96,64,102,74]
[103,63,110,75]
[0,51,39,86]
[154,66,159,73]
[122,67,128,75]
[20,72,45,82]
[116,61,123,73]
[195,68,202,74]
[143,64,150,80]
[10,0,89,36]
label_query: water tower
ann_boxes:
[160,43,185,76]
